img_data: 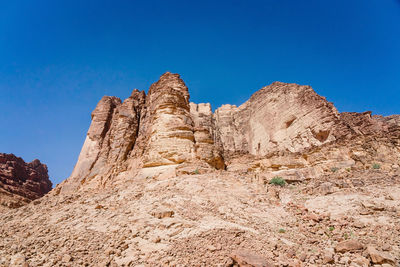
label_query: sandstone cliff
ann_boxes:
[2,73,400,266]
[213,82,346,156]
[0,153,52,208]
[59,72,400,193]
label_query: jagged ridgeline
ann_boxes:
[58,72,400,193]
[0,153,52,208]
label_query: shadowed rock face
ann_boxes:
[60,72,400,193]
[0,153,52,208]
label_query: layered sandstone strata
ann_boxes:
[190,102,224,169]
[61,73,225,193]
[0,153,52,208]
[141,73,196,167]
[213,82,344,156]
[60,72,400,193]
[62,90,146,192]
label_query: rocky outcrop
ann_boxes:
[62,90,145,192]
[373,114,400,128]
[0,153,52,208]
[340,111,389,135]
[141,73,196,167]
[60,72,400,193]
[2,73,400,266]
[213,82,345,156]
[61,73,226,193]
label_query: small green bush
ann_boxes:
[269,176,286,186]
[331,167,339,173]
[372,163,381,169]
[328,226,334,232]
[278,228,286,233]
[193,168,199,174]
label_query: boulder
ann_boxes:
[230,250,273,267]
[366,246,396,265]
[335,240,363,253]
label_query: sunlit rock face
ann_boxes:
[60,72,399,193]
[190,102,225,170]
[61,91,146,192]
[141,72,196,167]
[213,82,343,156]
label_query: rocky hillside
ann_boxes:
[1,72,399,266]
[1,168,399,266]
[0,153,52,209]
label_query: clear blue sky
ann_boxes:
[1,0,399,185]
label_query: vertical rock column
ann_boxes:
[190,103,225,169]
[142,72,196,167]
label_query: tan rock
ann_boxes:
[231,250,273,267]
[58,72,400,195]
[10,254,26,266]
[366,246,396,265]
[190,102,225,169]
[62,254,72,262]
[335,240,363,253]
[61,91,145,193]
[142,72,196,167]
[213,82,343,156]
[322,248,334,264]
[351,255,370,267]
[151,210,174,219]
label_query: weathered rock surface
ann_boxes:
[213,82,344,156]
[2,72,400,265]
[1,168,400,266]
[335,240,364,253]
[190,102,225,169]
[231,249,273,267]
[366,246,396,265]
[374,114,400,127]
[0,153,52,208]
[61,90,146,193]
[59,72,400,196]
[340,111,390,135]
[141,72,196,167]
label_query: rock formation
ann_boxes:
[60,72,227,193]
[213,82,346,156]
[1,72,400,266]
[141,73,196,167]
[190,102,225,169]
[0,153,52,208]
[59,72,400,193]
[62,90,146,192]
